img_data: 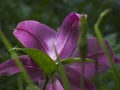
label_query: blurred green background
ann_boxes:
[0,0,120,90]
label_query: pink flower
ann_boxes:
[0,12,119,90]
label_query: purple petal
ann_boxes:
[67,61,108,80]
[55,12,81,59]
[45,79,64,90]
[26,66,45,82]
[87,37,120,65]
[0,59,20,76]
[114,56,120,64]
[71,37,120,79]
[13,20,56,54]
[65,66,96,90]
[0,55,45,82]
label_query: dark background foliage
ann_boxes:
[0,0,120,90]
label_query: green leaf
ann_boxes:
[15,48,57,77]
[61,58,94,65]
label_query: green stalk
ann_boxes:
[17,74,24,90]
[78,14,88,90]
[42,74,53,90]
[94,9,120,88]
[0,30,33,87]
[53,42,70,90]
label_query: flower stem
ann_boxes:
[42,77,50,90]
[78,14,88,90]
[53,42,70,90]
[17,74,24,90]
